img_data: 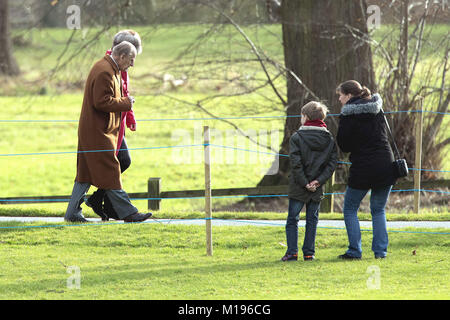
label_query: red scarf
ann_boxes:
[304,119,327,128]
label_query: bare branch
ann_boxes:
[423,47,450,151]
[198,72,284,104]
[198,0,287,107]
[408,0,430,83]
[159,93,279,153]
[434,137,450,151]
[47,0,135,79]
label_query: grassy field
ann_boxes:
[0,24,448,302]
[0,222,448,300]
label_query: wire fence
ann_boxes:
[1,188,449,204]
[1,108,449,236]
[1,143,449,173]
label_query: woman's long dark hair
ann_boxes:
[336,80,371,99]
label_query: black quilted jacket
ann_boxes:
[337,94,397,190]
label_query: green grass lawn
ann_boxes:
[0,222,448,299]
[0,24,448,302]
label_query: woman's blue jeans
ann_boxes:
[343,185,392,258]
[285,198,320,256]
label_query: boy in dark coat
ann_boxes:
[282,102,338,261]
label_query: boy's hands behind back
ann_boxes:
[305,180,320,192]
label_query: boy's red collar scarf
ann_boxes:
[303,119,327,128]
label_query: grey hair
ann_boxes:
[111,41,137,58]
[112,30,142,54]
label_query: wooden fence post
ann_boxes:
[204,126,213,256]
[322,173,335,213]
[414,98,424,214]
[148,178,161,211]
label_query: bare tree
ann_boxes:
[0,0,20,75]
[167,0,448,186]
[376,0,450,178]
[138,0,376,187]
[258,0,376,186]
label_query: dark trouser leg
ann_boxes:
[103,193,119,220]
[104,189,138,220]
[343,187,369,258]
[285,198,304,255]
[370,185,392,258]
[302,200,320,256]
[65,182,90,221]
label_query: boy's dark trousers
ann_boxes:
[285,198,320,256]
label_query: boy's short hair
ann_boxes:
[301,101,329,121]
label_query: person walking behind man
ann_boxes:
[281,101,338,262]
[86,30,142,221]
[65,41,152,223]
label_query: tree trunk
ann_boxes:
[258,0,376,187]
[0,0,20,76]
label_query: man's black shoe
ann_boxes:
[124,212,153,223]
[66,216,89,223]
[338,253,361,260]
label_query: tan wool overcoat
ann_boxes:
[75,55,132,189]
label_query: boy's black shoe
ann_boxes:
[280,253,298,262]
[375,255,386,259]
[338,253,361,260]
[303,255,315,261]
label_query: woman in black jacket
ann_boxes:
[336,80,397,260]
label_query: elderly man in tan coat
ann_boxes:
[65,41,152,223]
